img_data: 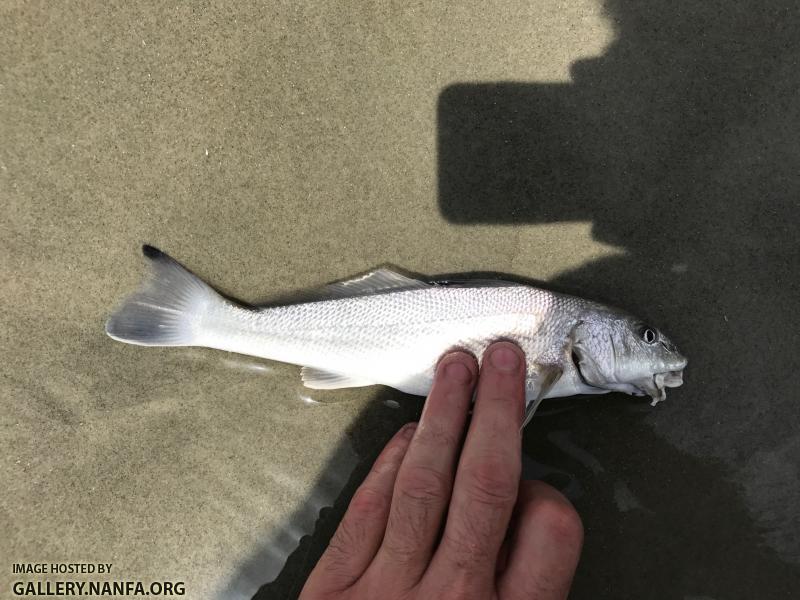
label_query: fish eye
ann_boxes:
[640,326,658,344]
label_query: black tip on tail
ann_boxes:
[142,244,165,260]
[108,245,219,346]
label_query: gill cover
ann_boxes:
[570,319,615,388]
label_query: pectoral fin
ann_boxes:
[522,364,563,429]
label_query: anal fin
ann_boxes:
[301,367,373,390]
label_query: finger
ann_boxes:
[369,352,477,585]
[497,480,584,600]
[304,423,417,594]
[429,342,525,587]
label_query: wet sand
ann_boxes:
[3,2,799,599]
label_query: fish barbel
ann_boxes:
[106,246,687,424]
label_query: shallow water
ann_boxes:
[3,2,800,599]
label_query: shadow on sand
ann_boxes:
[242,1,800,598]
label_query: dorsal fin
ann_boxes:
[432,279,525,288]
[325,268,429,298]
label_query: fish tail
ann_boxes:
[105,245,227,346]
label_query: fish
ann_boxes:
[106,245,687,425]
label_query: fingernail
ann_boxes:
[401,423,417,440]
[445,360,472,384]
[489,345,521,372]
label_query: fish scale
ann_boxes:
[201,286,570,392]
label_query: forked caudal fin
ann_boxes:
[105,245,224,346]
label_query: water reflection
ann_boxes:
[223,435,359,600]
[230,390,424,600]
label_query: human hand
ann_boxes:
[300,342,583,600]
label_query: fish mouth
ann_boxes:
[639,370,685,406]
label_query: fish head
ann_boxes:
[570,311,687,405]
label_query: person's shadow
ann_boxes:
[246,1,800,598]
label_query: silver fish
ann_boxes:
[106,246,687,424]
